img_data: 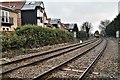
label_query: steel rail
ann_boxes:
[33,38,103,80]
[79,38,108,80]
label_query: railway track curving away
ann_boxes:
[46,39,107,80]
[33,38,107,80]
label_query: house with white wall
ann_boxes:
[0,5,18,31]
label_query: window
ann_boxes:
[37,19,40,26]
[2,11,9,23]
[2,27,10,31]
[5,12,9,22]
[37,9,40,17]
[3,28,5,31]
[6,28,9,31]
[37,9,43,17]
[40,17,42,23]
[37,18,42,24]
[37,19,43,27]
[2,11,4,22]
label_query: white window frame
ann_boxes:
[1,10,9,23]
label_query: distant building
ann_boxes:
[21,1,46,27]
[64,23,79,38]
[64,23,78,32]
[0,5,18,31]
[49,18,61,28]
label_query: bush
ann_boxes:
[77,31,88,40]
[2,25,73,52]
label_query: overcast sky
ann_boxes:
[1,0,120,32]
[43,0,119,32]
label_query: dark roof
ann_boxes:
[0,5,17,13]
[21,1,43,10]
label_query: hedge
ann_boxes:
[2,25,73,52]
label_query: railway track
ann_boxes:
[1,38,98,77]
[1,38,97,65]
[1,38,102,79]
[47,38,107,80]
[32,38,106,80]
[79,39,107,79]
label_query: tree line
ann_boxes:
[105,13,120,37]
[79,13,120,38]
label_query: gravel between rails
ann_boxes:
[3,39,101,79]
[47,39,106,79]
[88,38,119,79]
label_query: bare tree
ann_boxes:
[81,22,92,38]
[99,20,110,37]
[99,20,110,30]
